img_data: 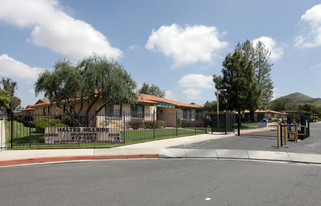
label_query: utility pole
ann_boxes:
[216,89,227,132]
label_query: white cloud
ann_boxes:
[128,45,139,51]
[0,54,45,80]
[183,88,202,100]
[295,4,321,48]
[0,0,122,59]
[252,36,284,61]
[178,74,213,88]
[145,24,228,68]
[272,88,280,100]
[310,62,321,70]
[165,90,176,100]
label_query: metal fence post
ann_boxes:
[284,124,287,145]
[153,111,155,139]
[225,112,227,134]
[176,111,178,136]
[277,124,280,148]
[29,115,31,148]
[194,117,196,134]
[205,114,207,134]
[10,113,13,149]
[295,124,298,142]
[123,112,126,143]
[280,124,283,147]
[210,114,214,134]
[237,113,241,136]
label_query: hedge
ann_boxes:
[34,117,67,133]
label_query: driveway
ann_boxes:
[172,123,321,154]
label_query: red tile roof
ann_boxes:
[138,94,203,109]
[17,94,203,113]
[34,99,51,106]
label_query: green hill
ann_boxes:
[277,92,321,105]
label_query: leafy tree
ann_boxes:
[0,96,21,115]
[0,90,12,109]
[269,97,298,111]
[11,96,22,112]
[204,100,217,112]
[35,55,137,126]
[213,50,261,117]
[138,82,165,97]
[236,40,273,107]
[298,103,321,117]
[1,78,18,117]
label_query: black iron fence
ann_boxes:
[206,112,235,133]
[4,112,210,149]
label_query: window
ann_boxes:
[47,106,51,114]
[183,109,191,120]
[131,104,144,119]
[195,110,203,120]
[106,104,122,119]
[43,108,46,115]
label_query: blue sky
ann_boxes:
[1,0,321,108]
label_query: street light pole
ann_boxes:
[216,89,227,132]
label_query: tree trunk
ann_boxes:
[250,110,255,122]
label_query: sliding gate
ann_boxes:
[206,112,234,134]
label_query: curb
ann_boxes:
[0,154,159,166]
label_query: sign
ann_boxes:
[45,127,120,144]
[258,121,267,127]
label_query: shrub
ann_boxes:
[61,116,76,126]
[22,115,34,127]
[34,117,67,133]
[181,120,190,128]
[143,121,154,129]
[195,119,205,127]
[128,120,144,130]
[155,120,166,129]
[176,118,181,127]
[15,115,24,123]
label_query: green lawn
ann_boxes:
[4,120,206,149]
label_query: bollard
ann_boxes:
[280,124,283,147]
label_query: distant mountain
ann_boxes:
[276,92,321,105]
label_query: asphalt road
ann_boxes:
[1,159,321,206]
[173,123,321,154]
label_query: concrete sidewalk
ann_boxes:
[1,133,321,166]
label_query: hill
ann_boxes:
[276,92,321,105]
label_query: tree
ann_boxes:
[213,50,261,117]
[138,82,166,97]
[0,90,12,109]
[204,100,217,112]
[299,104,321,117]
[0,96,21,115]
[236,40,274,107]
[269,97,298,111]
[1,78,18,117]
[35,55,137,126]
[10,96,22,112]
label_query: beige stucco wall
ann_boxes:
[92,103,158,128]
[157,108,181,127]
[25,100,200,128]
